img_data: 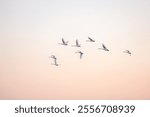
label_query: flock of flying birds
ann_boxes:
[49,37,132,66]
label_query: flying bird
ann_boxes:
[98,44,109,51]
[49,55,59,66]
[72,39,81,47]
[75,50,83,59]
[123,50,131,56]
[86,37,95,42]
[59,38,69,46]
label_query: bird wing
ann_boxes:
[124,50,131,54]
[128,50,131,54]
[54,58,57,64]
[76,40,79,45]
[62,38,65,44]
[125,50,130,53]
[102,44,106,49]
[80,54,82,59]
[88,37,92,41]
[80,52,83,59]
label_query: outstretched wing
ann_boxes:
[54,58,57,64]
[80,52,83,59]
[76,40,79,45]
[124,50,129,53]
[127,50,131,55]
[89,37,95,41]
[102,44,107,49]
[88,37,92,40]
[62,38,65,44]
[123,50,131,55]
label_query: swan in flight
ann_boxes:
[98,44,109,51]
[72,39,81,47]
[86,37,95,42]
[59,38,69,46]
[75,50,83,59]
[123,50,131,56]
[49,55,59,66]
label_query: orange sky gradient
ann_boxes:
[0,0,150,99]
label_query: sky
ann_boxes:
[0,0,150,99]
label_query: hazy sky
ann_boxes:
[0,0,150,99]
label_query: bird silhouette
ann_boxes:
[123,50,131,56]
[75,50,83,59]
[98,44,109,51]
[72,39,81,47]
[86,37,95,42]
[49,55,59,66]
[59,38,69,46]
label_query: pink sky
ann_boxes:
[0,0,150,99]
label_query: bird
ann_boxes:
[123,50,131,56]
[98,44,109,51]
[49,55,59,66]
[86,37,95,42]
[59,38,69,46]
[75,51,83,59]
[72,39,81,47]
